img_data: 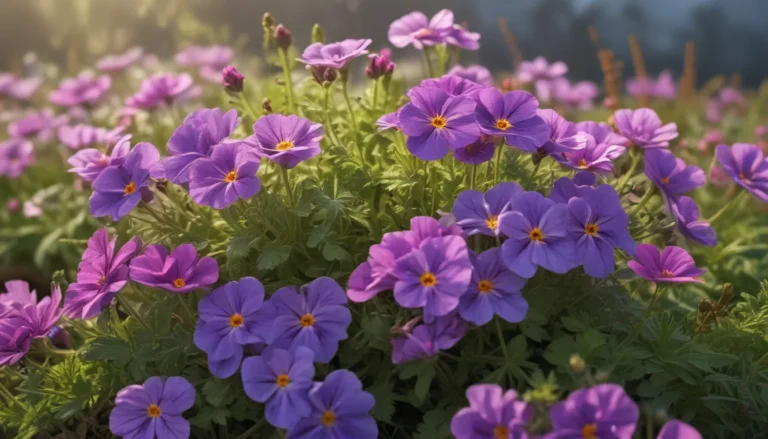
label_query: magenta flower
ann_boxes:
[715,143,768,202]
[251,114,323,168]
[297,39,372,69]
[458,248,527,325]
[517,57,568,83]
[500,191,576,278]
[626,70,676,101]
[58,124,124,150]
[627,244,705,283]
[109,376,195,439]
[451,384,534,439]
[96,47,144,72]
[0,316,32,366]
[126,73,200,110]
[452,134,497,165]
[475,88,549,153]
[64,228,142,320]
[556,133,626,174]
[16,282,63,338]
[645,149,705,199]
[222,65,245,93]
[0,74,44,101]
[657,420,701,439]
[0,138,35,178]
[68,134,131,182]
[376,111,400,131]
[175,45,233,69]
[668,196,717,247]
[553,79,599,109]
[453,182,524,237]
[8,108,61,141]
[575,121,629,151]
[718,87,744,106]
[189,141,261,209]
[391,312,468,364]
[366,48,396,79]
[536,108,589,156]
[399,85,480,160]
[546,384,638,439]
[420,74,484,97]
[614,108,678,149]
[388,10,454,49]
[0,280,37,313]
[129,243,219,293]
[447,64,493,86]
[89,142,160,221]
[446,24,481,50]
[49,72,111,107]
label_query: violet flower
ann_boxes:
[391,312,468,364]
[517,57,568,83]
[536,109,588,156]
[251,114,324,168]
[388,10,454,49]
[0,280,38,313]
[109,376,195,439]
[555,133,626,174]
[715,143,768,202]
[126,73,200,110]
[614,108,678,149]
[8,108,61,142]
[366,48,396,79]
[453,182,524,236]
[446,65,492,86]
[458,248,528,325]
[58,124,124,150]
[0,138,34,178]
[189,141,261,209]
[68,134,131,182]
[626,70,676,101]
[475,88,549,153]
[452,134,497,165]
[549,173,597,204]
[16,282,63,338]
[297,39,372,69]
[627,244,705,283]
[96,47,144,72]
[49,71,111,107]
[644,149,705,199]
[376,111,400,131]
[419,74,484,97]
[451,384,534,439]
[553,79,599,110]
[657,420,701,439]
[546,384,639,439]
[0,316,32,366]
[668,196,717,247]
[129,243,219,293]
[446,24,481,50]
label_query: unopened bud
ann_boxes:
[569,353,585,374]
[274,24,292,51]
[366,49,395,80]
[262,13,276,51]
[311,23,325,44]
[756,125,767,139]
[262,98,272,115]
[222,65,244,93]
[7,198,20,212]
[262,12,275,29]
[310,65,336,86]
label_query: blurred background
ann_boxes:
[0,0,765,86]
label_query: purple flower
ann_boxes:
[555,133,626,174]
[452,134,497,165]
[626,71,676,101]
[447,64,493,86]
[223,65,245,93]
[391,312,467,363]
[475,88,549,153]
[0,280,38,313]
[89,142,160,221]
[175,45,233,69]
[546,384,639,439]
[58,124,124,150]
[553,79,599,109]
[536,109,588,155]
[614,108,678,149]
[645,149,705,198]
[366,48,396,79]
[393,235,472,318]
[49,72,111,107]
[575,121,629,151]
[96,47,144,72]
[458,248,527,325]
[627,244,705,283]
[241,347,315,429]
[189,141,261,209]
[668,196,716,247]
[419,75,485,97]
[500,191,576,278]
[446,24,481,50]
[23,200,43,218]
[388,10,454,49]
[657,420,701,439]
[287,370,377,439]
[297,39,372,69]
[715,143,768,202]
[64,228,142,320]
[126,73,200,110]
[549,173,596,204]
[68,134,131,182]
[0,138,34,178]
[399,86,480,160]
[453,182,524,236]
[267,277,352,363]
[718,87,744,107]
[109,376,195,439]
[0,74,43,101]
[129,243,219,293]
[376,111,400,131]
[8,108,61,141]
[451,384,534,439]
[16,282,63,338]
[567,185,636,278]
[0,316,32,366]
[251,114,323,168]
[194,277,272,378]
[517,57,568,83]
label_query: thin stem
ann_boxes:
[430,165,438,215]
[278,48,295,113]
[613,284,667,363]
[525,160,541,190]
[422,48,435,78]
[470,165,477,190]
[341,76,366,169]
[235,420,265,439]
[322,87,340,145]
[708,190,745,224]
[493,141,505,185]
[617,149,641,194]
[629,186,656,216]
[494,317,515,386]
[371,79,379,113]
[279,166,295,208]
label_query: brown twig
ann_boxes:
[497,17,524,71]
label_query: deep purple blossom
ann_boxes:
[287,369,377,439]
[189,141,260,209]
[657,420,701,439]
[458,248,527,325]
[391,312,468,364]
[546,384,639,439]
[109,376,195,439]
[419,74,484,97]
[129,243,219,293]
[126,73,200,109]
[96,47,144,72]
[267,277,352,363]
[223,65,245,93]
[475,88,549,153]
[58,124,124,150]
[16,283,63,338]
[398,85,480,160]
[446,64,492,86]
[627,244,705,283]
[499,191,576,278]
[452,134,497,165]
[517,57,568,83]
[626,71,676,101]
[567,185,636,278]
[388,10,454,49]
[446,24,481,50]
[89,142,160,221]
[645,149,705,198]
[555,133,626,174]
[453,182,524,236]
[241,347,315,429]
[8,108,61,141]
[64,228,142,319]
[614,108,678,149]
[68,134,131,182]
[549,173,597,205]
[0,316,31,366]
[451,384,534,439]
[297,39,372,69]
[536,109,588,156]
[251,114,323,168]
[0,138,34,178]
[49,72,111,107]
[669,196,717,247]
[715,143,768,202]
[194,277,272,378]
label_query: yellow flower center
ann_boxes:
[321,410,336,427]
[478,279,494,293]
[173,278,186,288]
[147,404,161,418]
[276,140,294,151]
[485,215,499,231]
[494,425,509,439]
[420,272,438,287]
[578,158,588,169]
[430,115,447,129]
[529,227,544,241]
[300,313,315,327]
[124,181,136,195]
[585,223,599,236]
[229,313,244,328]
[224,170,238,182]
[495,119,511,131]
[739,172,751,183]
[661,176,670,184]
[276,373,291,388]
[582,423,598,439]
[98,275,106,285]
[660,269,675,278]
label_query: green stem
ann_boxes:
[235,420,265,439]
[617,149,642,194]
[341,76,366,167]
[422,48,435,77]
[629,186,656,216]
[278,48,295,113]
[708,190,745,224]
[493,142,504,185]
[279,166,295,208]
[117,293,151,330]
[430,165,438,214]
[525,160,541,190]
[470,165,477,190]
[614,285,667,360]
[494,317,515,386]
[371,79,379,113]
[323,87,340,145]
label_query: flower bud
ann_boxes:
[311,23,325,44]
[366,49,395,80]
[569,353,585,374]
[48,326,73,349]
[262,98,272,115]
[222,65,244,93]
[310,65,336,86]
[7,198,20,212]
[262,12,275,29]
[262,13,276,51]
[756,125,767,139]
[274,24,292,51]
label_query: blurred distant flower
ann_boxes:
[189,141,261,210]
[8,108,62,142]
[117,106,140,128]
[446,64,492,86]
[626,70,676,101]
[95,47,144,72]
[388,9,454,49]
[717,87,744,107]
[452,134,497,165]
[130,243,218,293]
[366,48,395,79]
[175,45,233,70]
[6,199,20,213]
[109,377,195,439]
[645,149,705,198]
[668,196,717,247]
[22,200,42,218]
[706,100,722,123]
[553,79,599,110]
[0,74,43,101]
[58,124,124,150]
[755,125,767,139]
[251,114,323,168]
[715,143,768,202]
[451,384,533,439]
[517,57,568,83]
[614,108,678,149]
[446,24,480,50]
[475,88,548,153]
[49,71,111,108]
[222,65,245,93]
[68,134,131,182]
[0,138,34,178]
[126,73,200,110]
[297,39,372,69]
[698,129,723,152]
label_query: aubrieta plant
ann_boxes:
[1,7,768,439]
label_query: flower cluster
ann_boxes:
[0,280,63,365]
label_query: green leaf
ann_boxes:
[226,235,253,261]
[202,380,235,407]
[367,382,396,423]
[83,336,132,367]
[257,244,291,270]
[414,363,435,403]
[414,408,454,439]
[322,242,350,261]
